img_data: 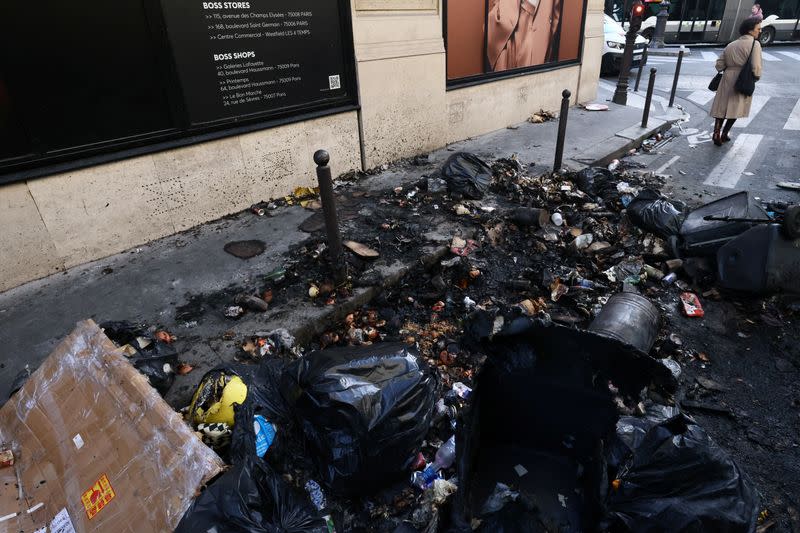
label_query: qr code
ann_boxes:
[328,75,341,90]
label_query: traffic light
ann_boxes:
[630,0,646,32]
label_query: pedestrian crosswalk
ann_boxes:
[599,47,800,193]
[785,98,800,130]
[687,89,715,105]
[776,50,800,61]
[645,48,800,64]
[703,134,763,188]
[596,80,670,115]
[734,94,770,128]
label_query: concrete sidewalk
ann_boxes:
[0,99,678,407]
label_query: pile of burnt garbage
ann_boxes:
[67,152,794,531]
[170,305,759,532]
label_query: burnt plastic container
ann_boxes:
[678,191,769,257]
[453,319,676,531]
[717,224,800,294]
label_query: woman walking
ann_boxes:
[710,18,763,146]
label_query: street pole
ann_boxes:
[553,89,571,172]
[613,0,645,106]
[642,68,657,128]
[668,47,684,107]
[653,0,670,48]
[314,150,346,285]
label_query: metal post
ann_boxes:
[668,47,684,107]
[613,1,644,105]
[553,89,571,172]
[642,68,657,128]
[634,45,649,92]
[654,0,670,48]
[314,150,346,284]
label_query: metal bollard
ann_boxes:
[669,48,684,107]
[314,150,346,284]
[553,89,571,172]
[634,45,649,92]
[642,68,657,128]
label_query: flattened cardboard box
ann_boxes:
[0,321,224,532]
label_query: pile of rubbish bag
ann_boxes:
[173,310,758,532]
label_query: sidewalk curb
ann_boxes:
[570,118,676,169]
[648,47,691,57]
[597,119,674,167]
[289,244,453,347]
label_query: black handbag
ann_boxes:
[735,39,757,96]
[708,72,723,91]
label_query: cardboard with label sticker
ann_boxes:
[0,321,224,532]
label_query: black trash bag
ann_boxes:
[626,189,689,239]
[575,167,613,197]
[234,359,291,423]
[176,360,328,533]
[100,321,177,395]
[281,343,438,495]
[440,152,492,199]
[606,407,760,532]
[174,456,328,533]
[228,360,290,464]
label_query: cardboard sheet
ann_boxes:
[0,320,224,532]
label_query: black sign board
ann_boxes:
[0,0,355,181]
[161,0,350,125]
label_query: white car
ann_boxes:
[603,15,649,74]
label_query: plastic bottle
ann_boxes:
[452,382,472,400]
[412,435,456,489]
[551,213,564,226]
[572,277,606,290]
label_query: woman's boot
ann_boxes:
[722,119,736,142]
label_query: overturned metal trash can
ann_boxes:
[717,224,800,294]
[588,293,661,355]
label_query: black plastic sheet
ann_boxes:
[440,152,492,200]
[606,406,760,532]
[626,189,688,239]
[174,456,328,533]
[575,167,614,198]
[281,343,437,495]
[100,321,177,395]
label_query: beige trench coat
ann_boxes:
[710,35,763,119]
[488,0,562,71]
